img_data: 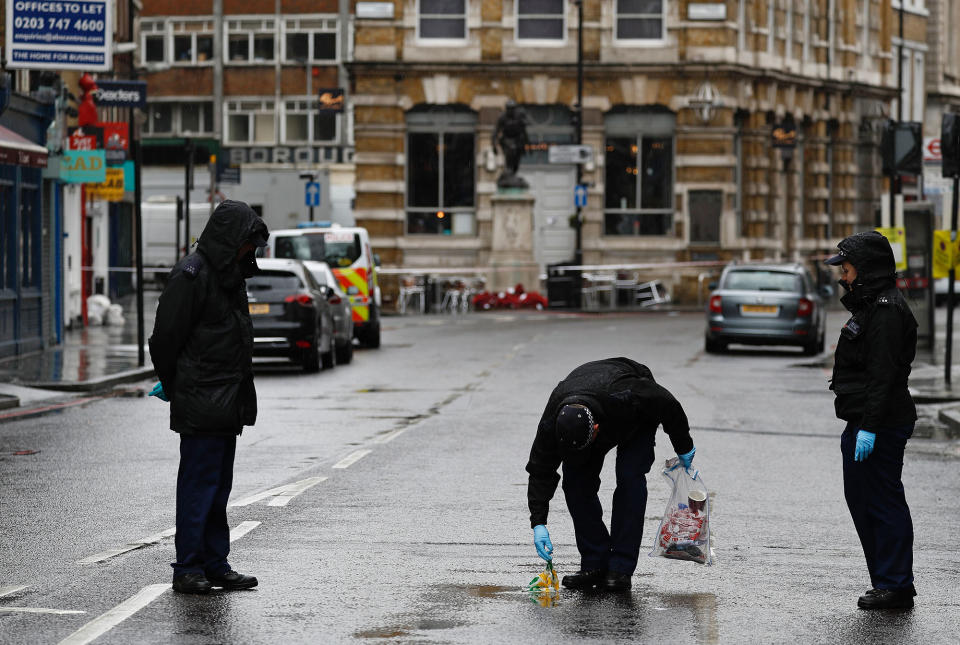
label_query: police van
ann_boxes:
[261,223,381,348]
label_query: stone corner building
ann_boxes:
[350,1,917,302]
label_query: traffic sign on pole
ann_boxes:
[574,184,588,208]
[305,182,321,207]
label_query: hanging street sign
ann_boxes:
[305,181,321,207]
[5,0,113,71]
[549,144,593,164]
[61,149,106,183]
[94,80,147,108]
[86,167,125,201]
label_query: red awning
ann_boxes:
[0,125,48,168]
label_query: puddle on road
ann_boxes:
[355,618,468,639]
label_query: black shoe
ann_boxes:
[605,571,632,592]
[207,570,258,590]
[561,569,606,590]
[172,573,212,594]
[857,588,914,609]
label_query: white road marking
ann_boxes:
[332,449,372,469]
[78,527,177,565]
[375,429,406,444]
[230,476,327,507]
[267,477,327,507]
[57,584,169,645]
[0,585,28,598]
[229,520,261,541]
[0,607,85,615]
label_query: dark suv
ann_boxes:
[705,263,832,355]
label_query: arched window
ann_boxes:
[406,105,477,235]
[603,107,675,236]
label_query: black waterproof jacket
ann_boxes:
[149,201,268,435]
[525,357,694,528]
[830,231,918,431]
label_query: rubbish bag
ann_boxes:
[528,560,560,606]
[649,457,712,565]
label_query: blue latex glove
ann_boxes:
[854,430,875,462]
[533,524,553,562]
[678,446,696,469]
[149,382,168,403]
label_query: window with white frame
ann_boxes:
[172,20,215,64]
[225,100,276,144]
[282,100,339,144]
[516,0,565,41]
[912,51,925,123]
[615,0,665,41]
[418,0,467,40]
[142,102,214,136]
[226,19,276,63]
[141,19,167,64]
[282,17,339,63]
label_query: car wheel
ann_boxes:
[302,331,321,373]
[321,333,336,370]
[802,336,819,356]
[335,338,354,365]
[704,336,725,354]
[362,321,381,349]
[816,331,826,354]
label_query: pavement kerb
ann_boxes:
[0,393,19,411]
[21,366,156,393]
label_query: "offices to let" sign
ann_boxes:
[5,0,113,71]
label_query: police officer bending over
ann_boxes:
[525,358,696,591]
[149,200,269,595]
[826,231,918,610]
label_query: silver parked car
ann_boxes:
[705,263,832,355]
[303,260,355,365]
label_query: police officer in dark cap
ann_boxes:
[826,230,918,609]
[149,200,269,594]
[525,358,695,591]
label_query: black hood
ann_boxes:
[197,200,269,273]
[831,231,897,284]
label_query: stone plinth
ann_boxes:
[490,192,539,293]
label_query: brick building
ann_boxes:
[137,0,354,236]
[351,0,925,302]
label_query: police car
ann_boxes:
[260,223,382,348]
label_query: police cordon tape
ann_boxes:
[377,257,829,275]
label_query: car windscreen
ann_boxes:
[323,232,362,268]
[723,270,800,292]
[307,268,331,287]
[274,235,324,261]
[247,271,303,292]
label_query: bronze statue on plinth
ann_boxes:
[492,100,530,190]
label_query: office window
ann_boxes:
[226,100,276,144]
[144,104,174,135]
[172,20,214,64]
[283,17,339,63]
[517,0,565,41]
[615,0,665,41]
[406,106,476,235]
[180,103,215,135]
[19,180,41,290]
[0,172,13,291]
[604,110,675,236]
[226,19,276,63]
[141,20,166,64]
[418,0,467,40]
[283,100,339,143]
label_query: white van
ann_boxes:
[261,223,381,348]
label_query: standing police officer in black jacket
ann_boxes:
[826,230,918,610]
[525,358,695,592]
[149,200,269,595]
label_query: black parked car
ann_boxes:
[705,263,832,355]
[247,259,336,372]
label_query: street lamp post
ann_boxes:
[573,0,584,266]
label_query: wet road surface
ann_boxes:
[1,310,958,643]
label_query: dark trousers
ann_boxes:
[561,435,656,576]
[841,421,914,590]
[173,434,236,577]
